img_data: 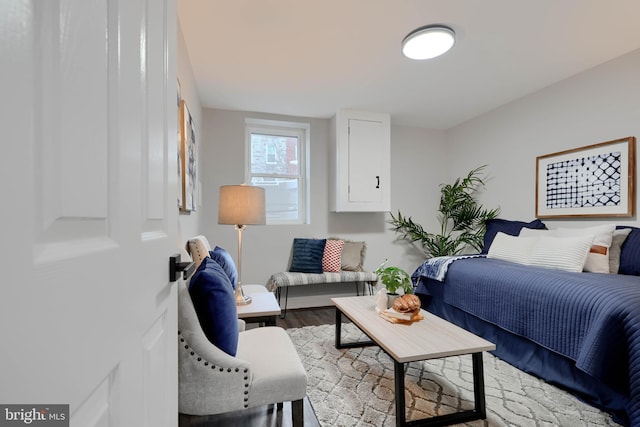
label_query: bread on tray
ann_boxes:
[392,294,421,313]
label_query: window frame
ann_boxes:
[245,118,310,225]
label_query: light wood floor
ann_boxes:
[179,306,336,427]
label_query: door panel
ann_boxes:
[35,0,110,260]
[0,0,178,425]
[348,118,384,203]
[72,375,112,427]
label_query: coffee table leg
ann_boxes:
[392,353,487,427]
[472,352,486,418]
[394,361,406,427]
[334,307,377,349]
[335,307,343,348]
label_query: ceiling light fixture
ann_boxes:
[402,24,456,60]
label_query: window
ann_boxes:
[266,144,277,164]
[246,119,309,224]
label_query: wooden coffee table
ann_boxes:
[332,296,496,427]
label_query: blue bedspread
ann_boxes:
[413,257,640,426]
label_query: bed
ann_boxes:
[411,222,640,426]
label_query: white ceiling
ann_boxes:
[178,0,640,129]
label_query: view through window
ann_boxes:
[247,120,308,224]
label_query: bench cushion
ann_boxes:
[266,271,378,292]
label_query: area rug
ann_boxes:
[286,323,621,427]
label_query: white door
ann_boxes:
[1,1,178,426]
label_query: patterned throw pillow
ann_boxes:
[322,239,344,272]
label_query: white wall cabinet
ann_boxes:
[330,110,391,212]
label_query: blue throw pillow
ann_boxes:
[188,257,239,356]
[209,246,238,290]
[617,226,640,276]
[482,218,547,254]
[289,238,326,273]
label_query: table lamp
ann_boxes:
[218,184,266,305]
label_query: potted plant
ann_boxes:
[388,165,500,257]
[375,260,413,307]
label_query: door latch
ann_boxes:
[169,253,195,282]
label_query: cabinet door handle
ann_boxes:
[376,176,380,189]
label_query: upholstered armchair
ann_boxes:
[178,238,307,425]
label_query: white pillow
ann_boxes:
[528,234,594,273]
[487,232,538,265]
[520,224,615,273]
[555,225,615,273]
[518,228,545,237]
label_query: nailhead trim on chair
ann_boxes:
[178,329,253,409]
[178,330,252,381]
[244,367,249,408]
[186,238,209,266]
[178,331,218,370]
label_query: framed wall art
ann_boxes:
[180,99,197,212]
[536,136,635,218]
[177,79,183,209]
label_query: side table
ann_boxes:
[237,290,281,326]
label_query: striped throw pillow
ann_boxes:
[289,238,326,274]
[529,234,594,273]
[487,232,537,265]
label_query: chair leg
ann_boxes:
[291,399,304,427]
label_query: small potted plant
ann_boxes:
[375,259,413,307]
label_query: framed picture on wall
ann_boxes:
[180,99,197,212]
[535,136,636,218]
[177,79,183,209]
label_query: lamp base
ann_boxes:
[236,294,252,305]
[235,285,252,305]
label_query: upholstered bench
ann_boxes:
[267,271,377,317]
[265,238,378,318]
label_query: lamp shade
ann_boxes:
[218,185,266,226]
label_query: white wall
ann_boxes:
[177,21,202,243]
[447,48,640,230]
[199,108,446,308]
[186,42,640,309]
